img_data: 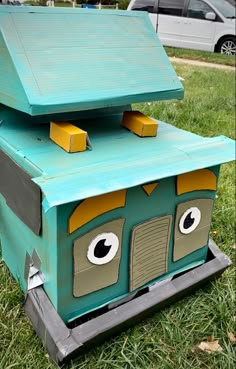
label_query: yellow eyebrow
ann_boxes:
[177,169,217,195]
[69,189,127,234]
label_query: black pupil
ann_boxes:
[94,239,112,258]
[183,212,195,229]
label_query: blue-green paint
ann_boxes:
[0,5,234,324]
[55,171,219,321]
[0,105,234,321]
[0,194,59,309]
[0,6,183,116]
[0,168,219,322]
[0,109,234,211]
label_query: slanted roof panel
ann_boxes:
[0,113,234,211]
[0,6,183,115]
[33,131,236,212]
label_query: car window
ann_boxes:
[187,0,215,19]
[158,0,185,16]
[209,0,235,19]
[130,0,156,13]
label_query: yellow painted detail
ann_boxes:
[50,121,87,153]
[177,169,217,195]
[142,182,159,196]
[122,111,158,137]
[69,190,127,233]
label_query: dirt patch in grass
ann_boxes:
[165,47,236,67]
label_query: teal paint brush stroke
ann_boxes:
[0,6,183,115]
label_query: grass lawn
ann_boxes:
[0,64,235,369]
[165,46,236,67]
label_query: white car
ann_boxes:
[127,0,236,55]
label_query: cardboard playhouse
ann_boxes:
[0,6,235,364]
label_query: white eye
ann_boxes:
[87,232,119,265]
[179,207,201,234]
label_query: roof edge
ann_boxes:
[32,135,235,212]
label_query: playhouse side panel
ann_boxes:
[0,201,60,310]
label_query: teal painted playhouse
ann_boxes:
[0,6,235,364]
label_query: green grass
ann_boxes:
[0,65,235,368]
[165,46,236,67]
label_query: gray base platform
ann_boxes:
[24,239,231,365]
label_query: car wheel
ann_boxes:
[218,37,236,56]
